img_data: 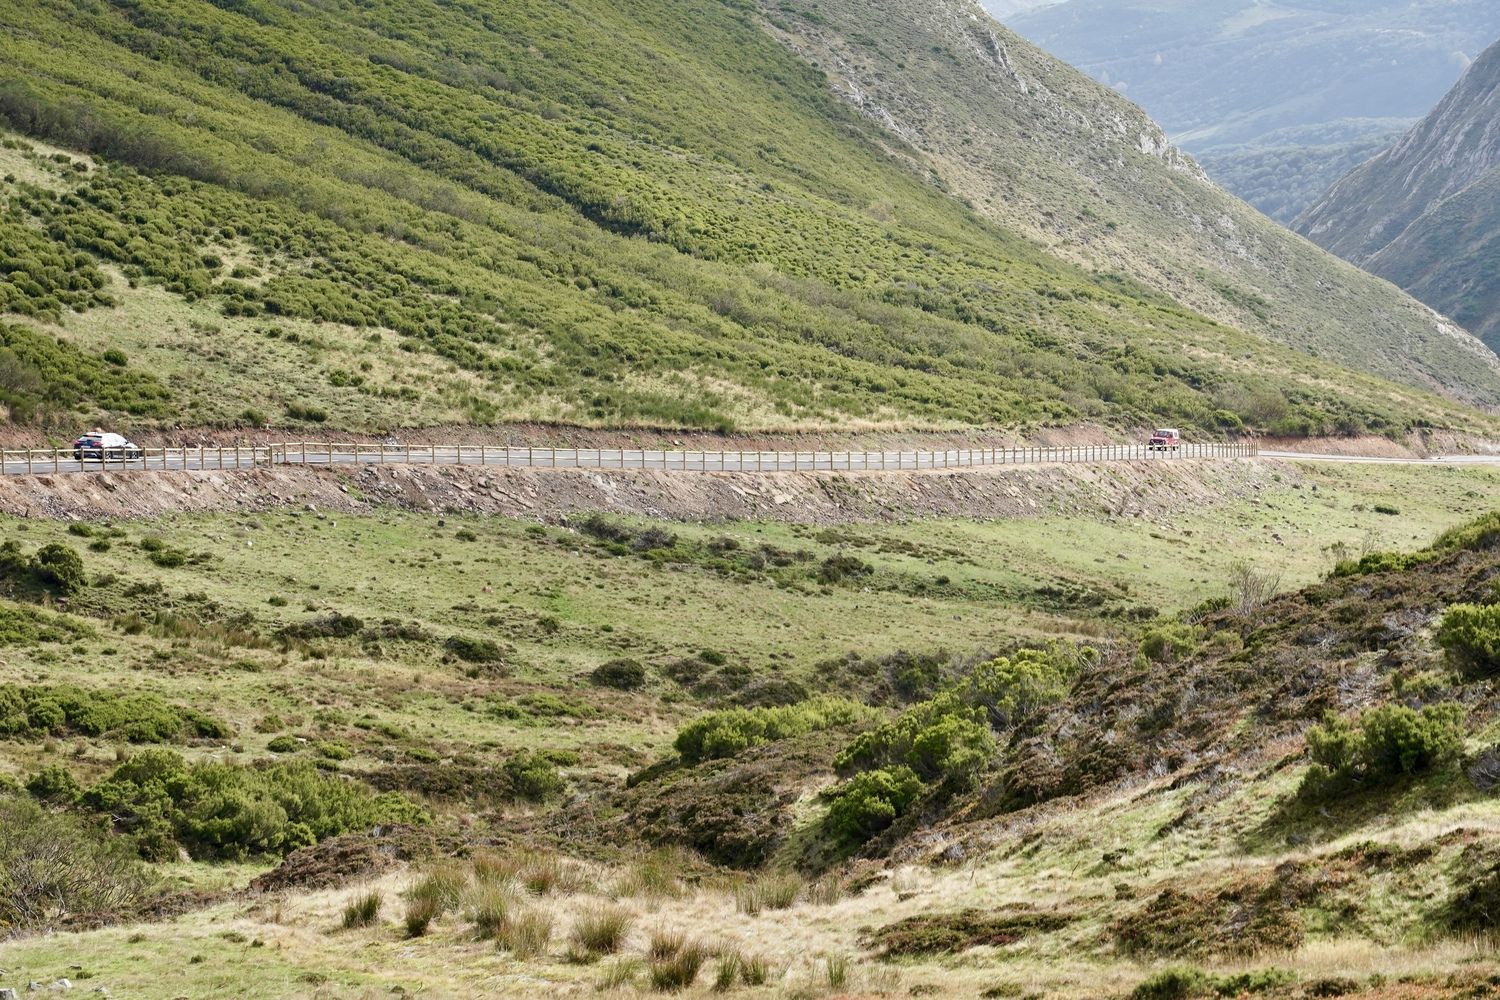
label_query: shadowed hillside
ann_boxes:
[1299,37,1500,351]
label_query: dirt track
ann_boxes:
[0,458,1288,524]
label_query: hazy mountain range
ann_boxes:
[994,0,1500,222]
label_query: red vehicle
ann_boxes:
[1147,428,1181,452]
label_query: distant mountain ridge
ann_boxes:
[998,0,1500,221]
[1298,37,1500,350]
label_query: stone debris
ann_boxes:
[0,459,1291,527]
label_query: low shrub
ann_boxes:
[824,765,924,846]
[1131,967,1209,1000]
[0,797,157,930]
[0,603,90,646]
[1137,622,1201,665]
[863,908,1076,957]
[0,541,88,596]
[590,658,647,690]
[279,612,364,641]
[674,697,876,764]
[1299,703,1465,801]
[81,749,428,860]
[1436,603,1500,678]
[444,635,506,664]
[0,683,226,742]
[502,751,565,803]
[818,553,873,585]
[834,694,994,786]
[26,764,81,803]
[1446,850,1500,933]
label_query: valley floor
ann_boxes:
[1,459,1499,998]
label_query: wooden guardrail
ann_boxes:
[0,441,1257,475]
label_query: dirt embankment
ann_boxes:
[0,459,1289,524]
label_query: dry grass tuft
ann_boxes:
[571,905,634,957]
[806,871,847,906]
[496,906,553,959]
[616,846,692,899]
[649,939,708,992]
[403,895,441,937]
[466,879,521,940]
[735,870,802,915]
[595,957,642,991]
[340,889,382,929]
[650,927,686,962]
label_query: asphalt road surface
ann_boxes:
[0,445,1490,477]
[0,445,1241,476]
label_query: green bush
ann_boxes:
[0,683,226,742]
[0,797,157,930]
[590,658,646,690]
[834,694,994,787]
[1433,513,1500,554]
[1137,622,1201,666]
[0,602,91,646]
[503,750,564,803]
[279,612,364,640]
[26,764,81,803]
[674,697,876,764]
[818,553,873,585]
[1300,703,1466,801]
[1436,603,1500,678]
[81,749,428,860]
[443,635,505,664]
[0,541,88,597]
[824,765,924,845]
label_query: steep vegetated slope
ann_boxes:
[1003,0,1500,222]
[1299,38,1500,350]
[0,0,1493,439]
[757,0,1500,412]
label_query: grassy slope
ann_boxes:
[756,0,1500,409]
[0,0,1493,438]
[2,461,1500,995]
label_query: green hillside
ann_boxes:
[0,2,1488,440]
[0,0,1494,437]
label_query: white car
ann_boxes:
[72,430,144,461]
